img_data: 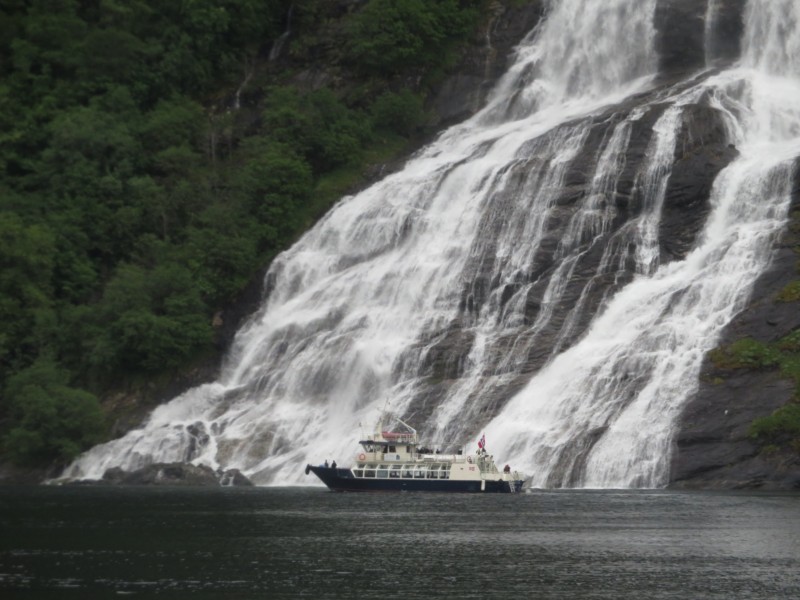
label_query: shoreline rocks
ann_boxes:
[67,463,254,487]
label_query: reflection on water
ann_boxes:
[1,487,799,599]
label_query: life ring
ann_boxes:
[358,453,366,461]
[467,456,472,464]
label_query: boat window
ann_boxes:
[377,465,389,478]
[353,469,363,477]
[414,466,427,479]
[363,469,376,478]
[402,467,413,478]
[388,445,396,453]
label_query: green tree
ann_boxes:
[347,0,481,75]
[750,403,800,446]
[184,205,260,306]
[3,358,104,465]
[0,0,495,471]
[88,263,212,377]
[262,87,368,171]
[371,89,427,136]
[233,138,314,248]
[0,212,56,375]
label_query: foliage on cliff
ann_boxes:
[0,0,492,467]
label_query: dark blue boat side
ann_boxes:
[305,465,523,493]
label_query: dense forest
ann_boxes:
[0,0,494,468]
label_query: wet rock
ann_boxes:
[671,172,800,490]
[655,0,747,76]
[93,463,252,487]
[219,468,254,487]
[670,371,796,489]
[654,0,708,75]
[0,461,55,486]
[660,103,739,261]
[185,422,211,462]
[101,463,220,486]
[708,0,748,65]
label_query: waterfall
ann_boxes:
[488,0,800,488]
[268,4,293,62]
[63,0,800,488]
[483,0,657,117]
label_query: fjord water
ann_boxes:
[64,0,800,487]
[2,487,799,599]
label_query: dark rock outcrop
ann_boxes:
[660,102,739,261]
[707,0,748,65]
[654,0,708,75]
[96,463,254,487]
[0,461,60,486]
[219,468,254,487]
[654,0,747,76]
[671,372,799,489]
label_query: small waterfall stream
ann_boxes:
[64,0,800,487]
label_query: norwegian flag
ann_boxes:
[478,434,485,449]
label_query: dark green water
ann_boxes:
[1,486,798,599]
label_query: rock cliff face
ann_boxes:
[399,0,746,446]
[671,195,800,490]
[655,0,800,491]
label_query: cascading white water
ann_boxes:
[63,0,799,488]
[485,0,657,118]
[487,0,800,488]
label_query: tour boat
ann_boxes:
[304,415,526,493]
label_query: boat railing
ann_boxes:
[420,453,462,462]
[377,432,416,443]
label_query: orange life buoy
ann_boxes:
[358,453,366,461]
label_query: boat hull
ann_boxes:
[305,465,523,493]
